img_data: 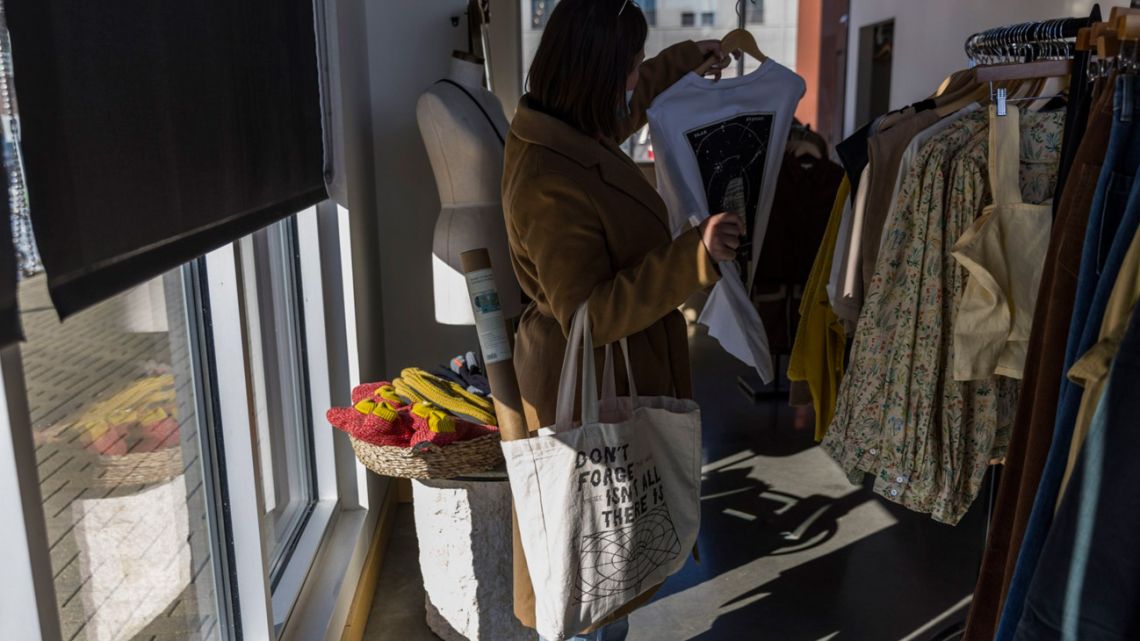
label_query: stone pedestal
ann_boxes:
[411,478,531,641]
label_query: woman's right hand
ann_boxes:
[699,212,745,262]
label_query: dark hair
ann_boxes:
[526,0,648,140]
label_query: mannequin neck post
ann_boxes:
[448,52,486,88]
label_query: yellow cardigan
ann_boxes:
[788,177,850,441]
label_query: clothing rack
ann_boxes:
[929,16,1098,639]
[964,17,1089,65]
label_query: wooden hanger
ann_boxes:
[1110,6,1140,23]
[1121,14,1140,38]
[975,59,1072,83]
[1076,27,1094,51]
[934,84,987,118]
[931,68,975,99]
[1099,32,1123,58]
[697,28,767,76]
[722,28,767,63]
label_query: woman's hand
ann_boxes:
[699,213,745,262]
[695,39,739,81]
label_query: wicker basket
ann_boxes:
[349,431,503,480]
[88,445,185,490]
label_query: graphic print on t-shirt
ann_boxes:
[684,112,774,279]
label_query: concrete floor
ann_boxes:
[364,330,988,641]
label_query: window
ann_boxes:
[531,0,554,29]
[237,216,316,586]
[680,11,695,27]
[3,197,360,640]
[642,0,657,26]
[232,209,347,632]
[700,11,715,26]
[747,0,765,24]
[21,266,229,641]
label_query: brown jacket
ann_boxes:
[502,41,716,630]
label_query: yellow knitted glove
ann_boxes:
[371,401,399,422]
[354,398,400,422]
[394,368,496,425]
[373,384,403,405]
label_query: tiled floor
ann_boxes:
[364,329,988,640]
[22,274,220,641]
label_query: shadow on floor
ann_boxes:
[364,332,988,641]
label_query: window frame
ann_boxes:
[267,206,347,632]
[747,0,765,25]
[0,345,63,641]
[209,204,360,637]
[237,215,322,589]
[680,11,696,27]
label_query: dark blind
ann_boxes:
[7,0,327,317]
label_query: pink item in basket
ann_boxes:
[326,395,415,447]
[328,384,498,450]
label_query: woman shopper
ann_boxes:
[502,0,743,639]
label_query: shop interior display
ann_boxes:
[781,6,1140,638]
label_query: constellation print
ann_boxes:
[571,504,682,604]
[685,113,774,279]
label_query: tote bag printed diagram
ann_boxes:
[502,304,702,640]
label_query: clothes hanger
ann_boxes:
[721,28,767,63]
[940,20,1074,118]
[1110,6,1140,22]
[934,26,1008,116]
[696,28,768,76]
[974,22,1072,84]
[975,21,1073,116]
[932,69,976,99]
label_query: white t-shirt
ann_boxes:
[648,61,805,286]
[647,60,804,383]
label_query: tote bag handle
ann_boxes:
[601,340,639,404]
[554,303,639,433]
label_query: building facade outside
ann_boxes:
[522,0,799,90]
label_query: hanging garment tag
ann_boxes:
[996,87,1008,117]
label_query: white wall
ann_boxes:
[364,0,481,376]
[328,0,387,382]
[844,0,1100,135]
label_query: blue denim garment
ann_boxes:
[996,74,1140,641]
[540,618,630,641]
[1013,305,1140,640]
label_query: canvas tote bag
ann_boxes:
[502,303,702,640]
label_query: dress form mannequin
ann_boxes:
[417,52,520,325]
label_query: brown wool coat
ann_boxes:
[501,41,717,631]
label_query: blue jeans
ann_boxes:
[997,74,1140,641]
[1013,305,1140,640]
[540,618,630,641]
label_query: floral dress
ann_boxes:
[822,108,1064,524]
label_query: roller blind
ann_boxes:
[7,0,327,317]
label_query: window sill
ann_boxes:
[277,499,381,641]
